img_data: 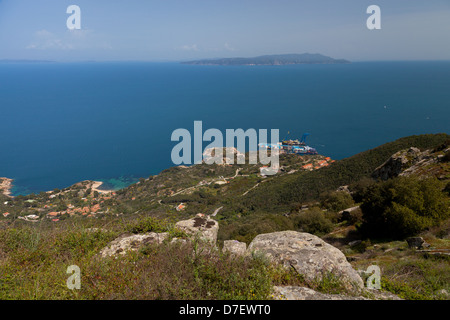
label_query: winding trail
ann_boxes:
[170,168,243,197]
[211,206,223,217]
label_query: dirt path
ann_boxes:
[171,168,243,197]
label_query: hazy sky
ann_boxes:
[1,0,450,61]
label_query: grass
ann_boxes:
[2,215,448,300]
[3,214,448,300]
[379,254,450,300]
[350,242,450,300]
[0,217,311,300]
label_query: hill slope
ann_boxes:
[235,133,450,214]
[1,133,448,222]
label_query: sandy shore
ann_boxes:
[91,181,116,194]
[0,177,13,197]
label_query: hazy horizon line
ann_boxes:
[2,58,450,64]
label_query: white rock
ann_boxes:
[99,232,168,258]
[223,240,247,256]
[248,231,364,291]
[175,214,219,244]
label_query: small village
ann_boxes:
[1,180,117,222]
[1,151,335,223]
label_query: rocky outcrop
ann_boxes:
[175,214,219,243]
[406,236,428,249]
[99,232,168,258]
[272,286,402,300]
[247,231,364,291]
[99,214,219,258]
[272,286,367,300]
[222,240,247,256]
[372,147,422,180]
[371,146,447,181]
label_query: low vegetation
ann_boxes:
[1,133,449,300]
[0,217,311,300]
[359,176,449,239]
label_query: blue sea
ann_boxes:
[0,61,449,195]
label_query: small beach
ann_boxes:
[0,178,13,197]
[91,181,116,194]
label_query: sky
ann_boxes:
[0,0,450,61]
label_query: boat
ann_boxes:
[258,134,318,155]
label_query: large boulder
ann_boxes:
[222,240,247,257]
[248,231,364,291]
[272,286,402,300]
[372,147,422,180]
[272,286,367,300]
[99,232,168,258]
[406,236,429,249]
[175,214,219,244]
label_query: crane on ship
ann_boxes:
[300,133,310,145]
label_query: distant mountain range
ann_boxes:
[182,53,350,66]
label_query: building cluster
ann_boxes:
[301,157,334,170]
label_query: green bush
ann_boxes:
[359,176,449,239]
[444,182,450,196]
[442,150,450,162]
[320,191,355,213]
[218,214,295,244]
[294,208,334,235]
[123,215,189,239]
[349,177,376,203]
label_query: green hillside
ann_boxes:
[1,133,449,300]
[235,133,450,214]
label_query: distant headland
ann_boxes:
[182,53,350,66]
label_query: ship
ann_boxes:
[259,133,318,155]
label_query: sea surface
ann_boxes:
[0,61,449,195]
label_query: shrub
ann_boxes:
[320,191,355,213]
[340,207,363,225]
[349,177,376,203]
[359,176,449,239]
[294,208,334,235]
[218,214,294,244]
[442,150,450,162]
[444,182,450,196]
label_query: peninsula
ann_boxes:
[182,53,350,66]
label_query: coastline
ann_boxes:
[0,177,13,197]
[1,178,116,198]
[91,181,116,194]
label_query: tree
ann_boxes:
[294,207,334,235]
[320,191,355,212]
[359,176,449,239]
